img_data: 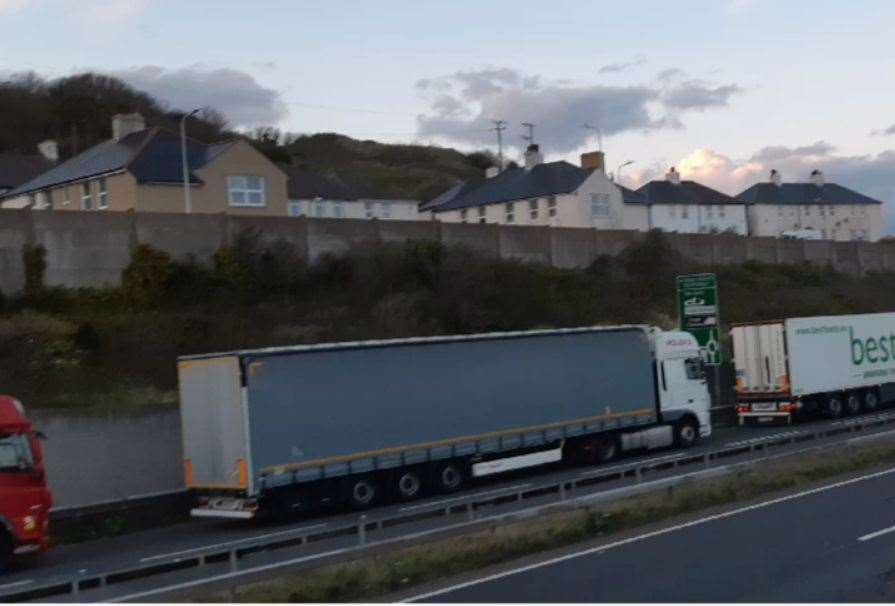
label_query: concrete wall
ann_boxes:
[1,208,895,294]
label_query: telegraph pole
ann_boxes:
[521,122,535,145]
[491,119,507,169]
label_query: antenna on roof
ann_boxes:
[583,122,603,152]
[490,119,507,170]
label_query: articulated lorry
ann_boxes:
[732,312,895,424]
[0,396,51,571]
[178,326,711,519]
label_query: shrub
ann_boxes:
[23,243,47,301]
[121,244,174,309]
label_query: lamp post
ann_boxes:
[180,108,201,214]
[616,160,634,185]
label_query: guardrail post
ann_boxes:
[229,548,238,572]
[634,467,642,483]
[72,580,79,598]
[358,515,367,546]
[559,482,566,501]
[466,502,475,521]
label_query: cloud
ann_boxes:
[598,57,647,75]
[111,65,288,127]
[627,143,895,231]
[870,123,895,136]
[415,67,743,153]
[0,0,29,14]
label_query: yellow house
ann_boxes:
[0,113,288,216]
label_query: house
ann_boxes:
[282,165,425,221]
[736,170,884,242]
[635,168,748,235]
[427,146,628,229]
[0,113,288,215]
[0,143,58,198]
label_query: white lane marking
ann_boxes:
[724,430,803,448]
[858,524,895,542]
[398,484,532,513]
[578,453,684,478]
[138,523,327,563]
[403,465,895,602]
[0,579,34,591]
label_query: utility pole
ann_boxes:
[583,123,603,152]
[521,122,535,145]
[180,108,202,214]
[491,119,507,169]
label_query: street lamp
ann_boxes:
[180,108,202,214]
[616,160,634,185]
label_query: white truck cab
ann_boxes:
[653,330,712,438]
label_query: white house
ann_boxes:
[426,146,630,230]
[736,169,884,242]
[283,166,424,221]
[634,168,748,235]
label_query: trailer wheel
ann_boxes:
[434,462,464,493]
[845,392,862,416]
[394,469,424,501]
[346,476,378,510]
[675,417,700,448]
[864,390,880,412]
[594,436,618,463]
[0,530,12,572]
[825,395,843,419]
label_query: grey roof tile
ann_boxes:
[636,180,740,205]
[0,153,56,190]
[736,182,882,205]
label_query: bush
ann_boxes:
[122,244,174,309]
[23,243,47,301]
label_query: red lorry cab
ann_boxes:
[0,396,52,570]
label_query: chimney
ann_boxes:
[810,169,824,186]
[770,169,782,186]
[111,113,146,141]
[37,139,59,162]
[523,143,543,170]
[580,151,605,172]
[485,166,500,179]
[665,166,681,185]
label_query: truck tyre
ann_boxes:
[434,462,464,493]
[845,392,862,416]
[864,390,880,412]
[674,418,700,448]
[594,436,618,463]
[0,530,12,572]
[394,469,423,501]
[825,395,844,419]
[346,476,378,510]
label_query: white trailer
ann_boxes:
[731,312,895,424]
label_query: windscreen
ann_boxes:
[0,432,33,472]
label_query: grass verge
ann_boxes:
[206,438,895,603]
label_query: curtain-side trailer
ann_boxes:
[178,326,711,519]
[732,312,895,424]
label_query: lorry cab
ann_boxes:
[0,396,52,571]
[653,330,712,439]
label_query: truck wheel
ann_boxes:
[864,390,880,412]
[825,395,843,419]
[594,436,618,463]
[394,469,423,501]
[845,392,862,416]
[0,531,12,571]
[434,462,464,493]
[675,418,699,448]
[346,476,378,510]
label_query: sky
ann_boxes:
[2,0,895,225]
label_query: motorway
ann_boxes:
[410,466,895,602]
[2,412,895,601]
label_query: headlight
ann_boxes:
[22,516,37,531]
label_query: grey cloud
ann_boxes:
[598,57,647,74]
[870,123,895,136]
[111,65,288,127]
[656,68,687,83]
[416,67,742,153]
[750,141,836,163]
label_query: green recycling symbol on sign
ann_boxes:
[676,273,722,365]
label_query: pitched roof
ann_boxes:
[619,184,651,205]
[0,153,56,191]
[1,128,232,199]
[427,161,591,212]
[281,165,357,200]
[636,180,740,206]
[735,182,882,205]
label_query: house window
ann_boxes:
[777,205,783,217]
[81,182,92,210]
[381,202,392,219]
[706,206,714,219]
[460,209,468,223]
[829,205,835,216]
[312,198,326,217]
[821,229,827,238]
[547,196,557,218]
[719,206,726,218]
[364,201,375,219]
[819,206,825,216]
[478,206,486,224]
[669,205,676,218]
[681,205,689,219]
[590,193,609,218]
[505,202,515,223]
[227,175,266,207]
[97,178,108,209]
[287,201,304,217]
[529,199,539,220]
[804,205,810,216]
[332,201,345,218]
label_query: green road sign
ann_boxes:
[676,273,722,364]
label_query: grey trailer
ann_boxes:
[179,326,711,518]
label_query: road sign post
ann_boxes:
[676,273,722,365]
